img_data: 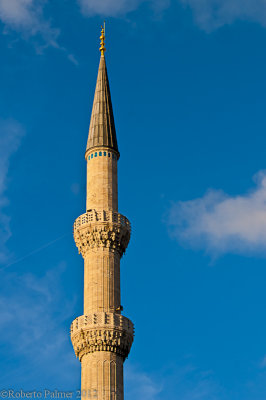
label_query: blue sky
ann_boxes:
[1,0,266,399]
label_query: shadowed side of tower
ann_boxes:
[70,27,134,400]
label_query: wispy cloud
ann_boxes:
[0,118,24,263]
[167,171,266,257]
[260,355,266,368]
[0,262,78,387]
[70,183,81,195]
[0,0,60,48]
[78,0,266,28]
[125,362,223,400]
[0,0,78,63]
[77,0,170,17]
[180,0,266,31]
[125,364,162,400]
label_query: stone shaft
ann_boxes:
[84,249,121,314]
[86,148,118,212]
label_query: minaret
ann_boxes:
[70,26,134,399]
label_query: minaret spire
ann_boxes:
[85,24,119,159]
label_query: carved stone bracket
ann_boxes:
[71,313,134,361]
[73,210,131,258]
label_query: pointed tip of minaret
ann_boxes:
[85,28,119,159]
[99,22,106,56]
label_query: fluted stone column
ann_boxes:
[81,352,124,400]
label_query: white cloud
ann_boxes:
[0,1,78,62]
[0,0,60,47]
[180,0,266,31]
[167,171,266,256]
[0,0,41,29]
[78,0,138,16]
[78,0,266,27]
[77,0,170,17]
[0,118,24,263]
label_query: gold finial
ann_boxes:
[99,22,106,55]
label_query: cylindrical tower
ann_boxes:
[71,27,134,399]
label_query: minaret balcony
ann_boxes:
[70,312,134,361]
[73,210,131,257]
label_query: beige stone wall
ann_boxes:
[81,352,124,400]
[86,148,118,212]
[84,248,121,314]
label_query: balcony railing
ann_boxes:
[74,210,130,231]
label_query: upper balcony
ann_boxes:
[73,210,131,257]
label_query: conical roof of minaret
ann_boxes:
[86,31,119,158]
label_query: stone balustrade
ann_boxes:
[71,312,134,361]
[74,210,130,230]
[73,209,131,257]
